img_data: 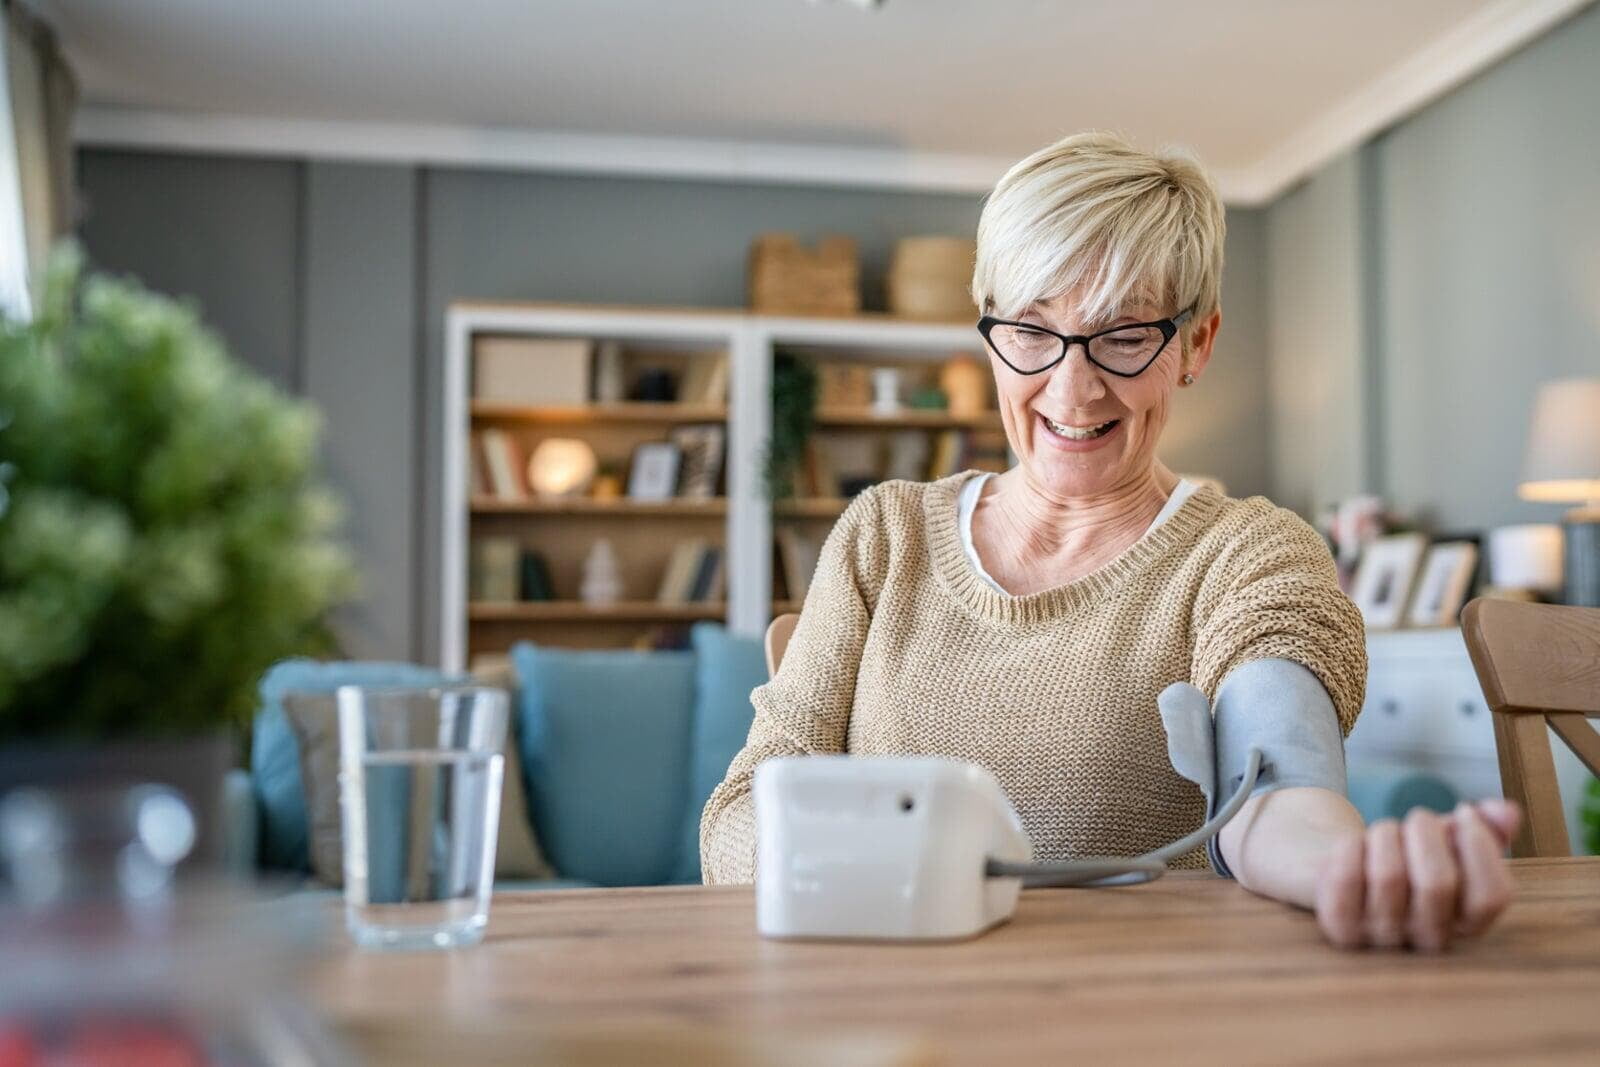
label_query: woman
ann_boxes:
[701,131,1518,951]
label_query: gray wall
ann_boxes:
[301,163,420,661]
[78,151,302,391]
[1265,151,1371,519]
[1163,206,1271,500]
[1266,2,1600,531]
[76,152,1274,664]
[77,153,424,662]
[1371,1,1600,531]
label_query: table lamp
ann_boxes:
[528,437,597,499]
[1519,378,1600,606]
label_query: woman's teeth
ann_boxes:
[1043,415,1118,440]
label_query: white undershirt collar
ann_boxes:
[956,472,1199,597]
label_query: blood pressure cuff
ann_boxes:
[1157,658,1347,880]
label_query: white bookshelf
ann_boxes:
[440,302,984,671]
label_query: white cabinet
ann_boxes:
[1351,627,1591,850]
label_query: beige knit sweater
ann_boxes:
[700,471,1368,884]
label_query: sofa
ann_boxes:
[226,621,768,888]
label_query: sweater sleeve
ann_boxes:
[698,488,886,884]
[1190,506,1368,736]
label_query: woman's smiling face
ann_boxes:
[988,283,1219,500]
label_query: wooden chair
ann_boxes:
[765,613,800,676]
[1461,597,1600,857]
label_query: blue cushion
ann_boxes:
[510,642,696,887]
[251,658,456,871]
[670,622,766,883]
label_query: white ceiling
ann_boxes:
[34,0,1596,204]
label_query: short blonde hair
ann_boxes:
[971,131,1226,331]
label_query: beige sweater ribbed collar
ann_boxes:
[922,470,1226,629]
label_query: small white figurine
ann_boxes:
[580,538,623,605]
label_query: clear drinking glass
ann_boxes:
[337,685,508,950]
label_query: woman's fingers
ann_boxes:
[1364,819,1409,947]
[1452,801,1515,937]
[1402,808,1460,952]
[1315,802,1516,951]
[1315,833,1366,948]
[1473,797,1522,846]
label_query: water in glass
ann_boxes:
[338,687,508,950]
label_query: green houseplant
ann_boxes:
[0,250,354,743]
[762,352,818,501]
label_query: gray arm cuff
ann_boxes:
[1206,658,1347,879]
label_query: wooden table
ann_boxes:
[309,858,1600,1065]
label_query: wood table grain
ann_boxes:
[308,858,1600,1065]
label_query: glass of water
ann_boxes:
[337,685,508,950]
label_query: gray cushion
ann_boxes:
[282,690,554,888]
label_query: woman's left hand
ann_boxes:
[1313,799,1521,951]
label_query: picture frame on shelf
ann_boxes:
[1350,533,1428,630]
[627,441,682,501]
[670,424,726,500]
[1406,541,1480,628]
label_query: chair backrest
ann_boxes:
[765,613,800,676]
[1461,597,1600,857]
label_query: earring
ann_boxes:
[1181,373,1196,386]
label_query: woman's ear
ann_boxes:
[1184,309,1222,381]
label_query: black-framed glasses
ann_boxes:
[977,307,1194,378]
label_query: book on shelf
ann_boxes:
[469,537,520,602]
[473,336,592,406]
[775,527,821,603]
[477,428,529,501]
[656,538,724,603]
[709,552,728,601]
[518,549,555,601]
[703,353,730,406]
[677,351,730,406]
[656,537,708,604]
[687,544,724,602]
[800,438,839,498]
[468,438,490,497]
[670,423,726,500]
[927,429,965,480]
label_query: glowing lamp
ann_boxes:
[1519,378,1600,605]
[528,438,598,499]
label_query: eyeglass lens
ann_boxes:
[988,323,1167,375]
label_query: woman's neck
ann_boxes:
[974,464,1180,590]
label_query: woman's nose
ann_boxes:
[1042,344,1107,409]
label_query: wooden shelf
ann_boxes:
[813,406,1001,429]
[469,601,726,622]
[771,599,804,615]
[773,497,848,518]
[472,496,728,516]
[471,401,727,423]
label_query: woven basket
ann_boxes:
[748,233,860,316]
[888,236,977,321]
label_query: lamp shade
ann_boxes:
[1519,378,1600,504]
[1485,524,1564,593]
[528,437,597,498]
